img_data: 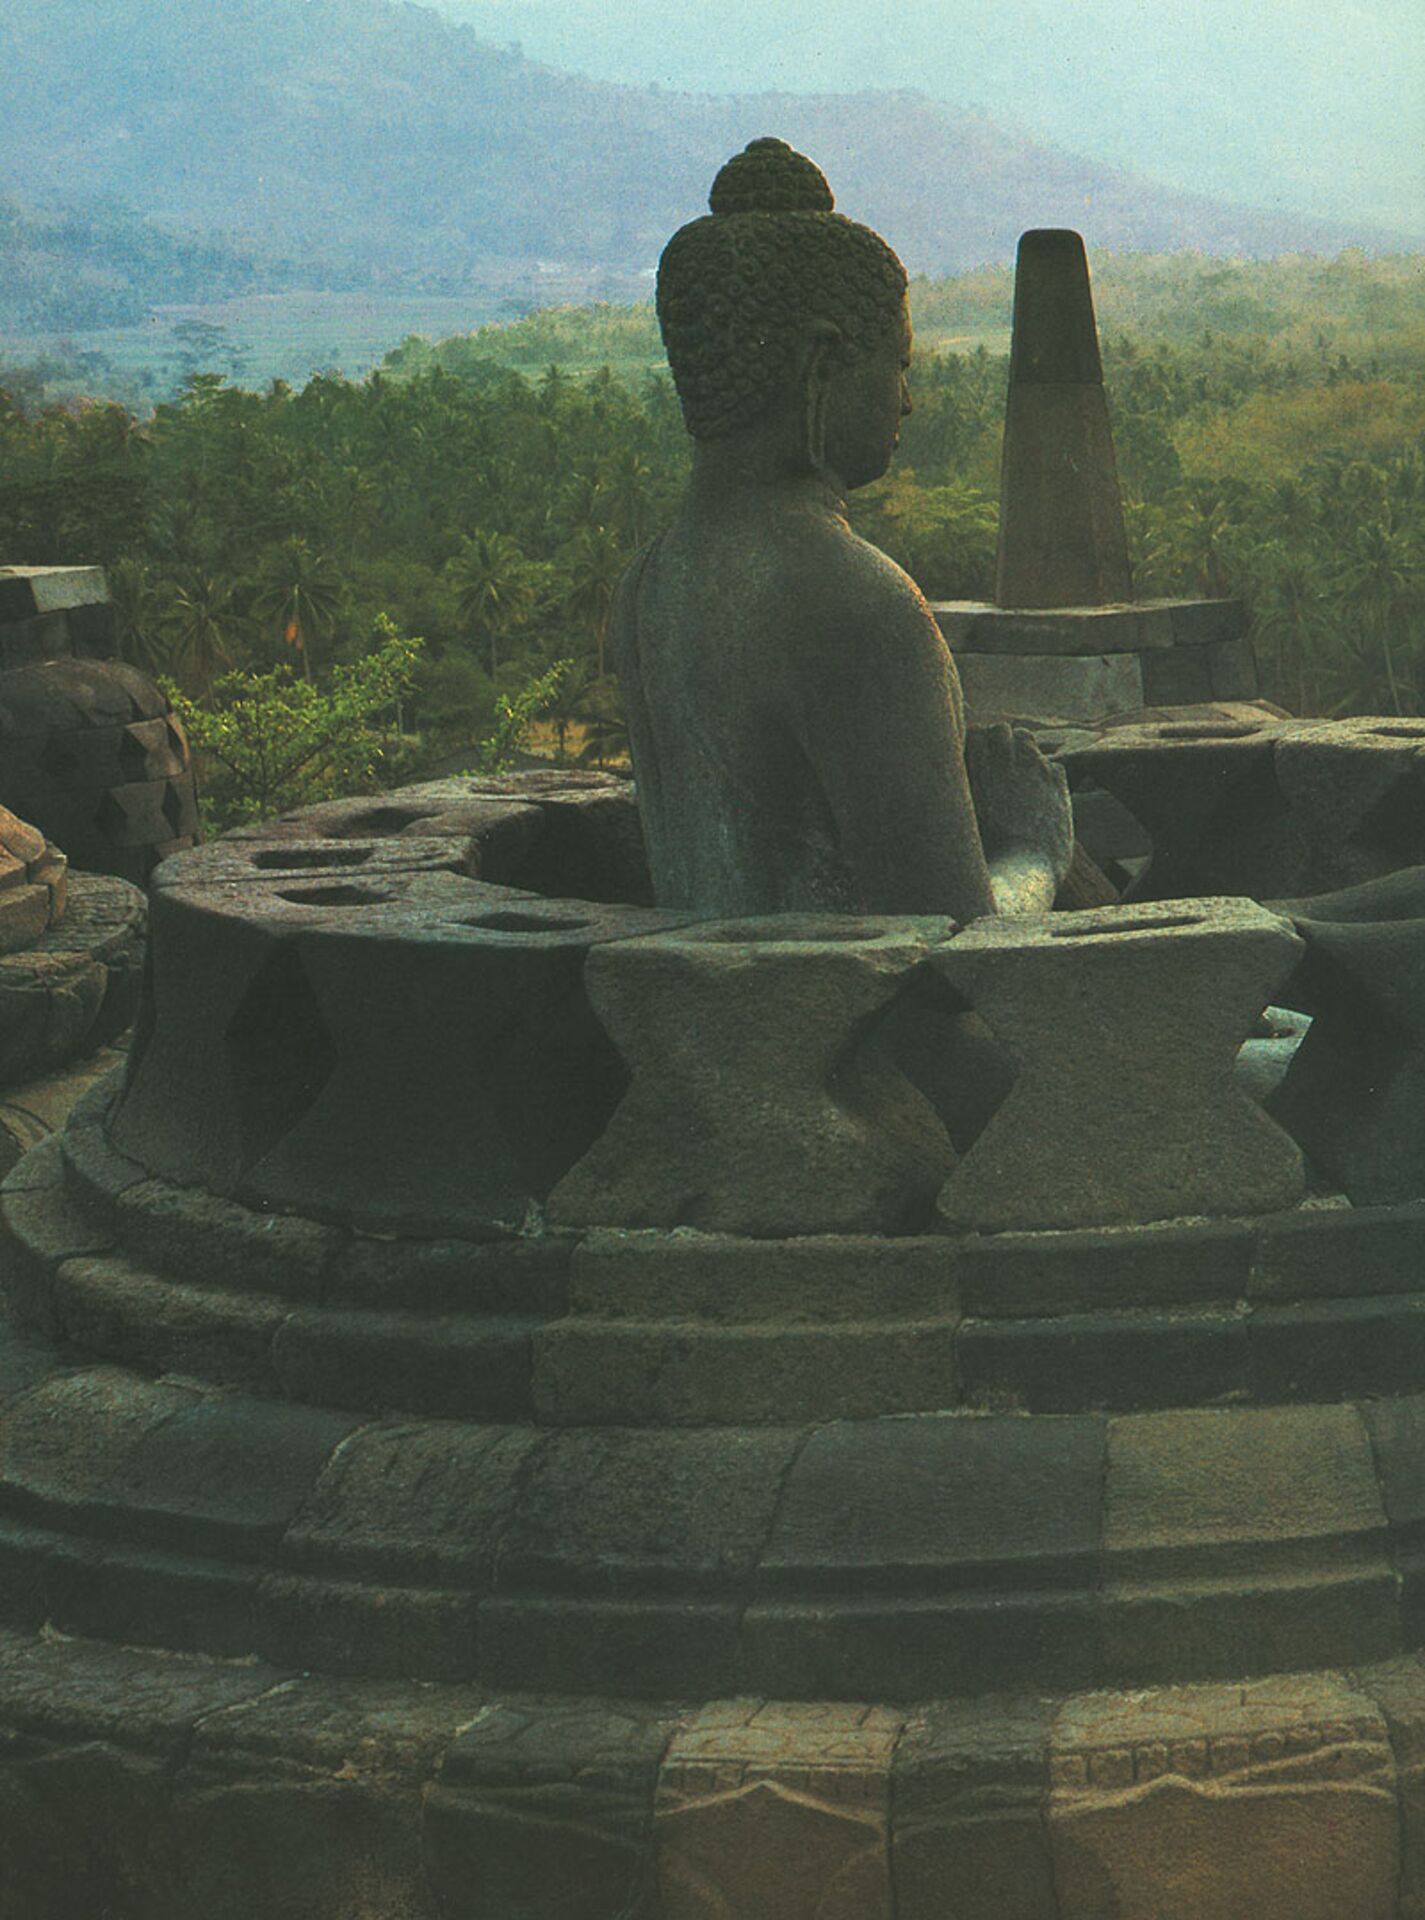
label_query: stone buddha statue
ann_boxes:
[614,136,1073,922]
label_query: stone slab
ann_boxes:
[1050,1673,1398,1919]
[280,1419,540,1585]
[957,1306,1251,1413]
[254,1571,479,1682]
[657,1700,901,1920]
[1140,642,1215,707]
[0,1170,115,1333]
[1252,1294,1425,1402]
[499,1426,797,1595]
[747,1413,1103,1694]
[958,1219,1251,1318]
[934,897,1305,1230]
[479,1592,743,1699]
[271,1306,537,1421]
[533,1316,961,1425]
[893,1695,1057,1920]
[1251,1200,1425,1300]
[1362,1398,1425,1641]
[425,1698,676,1920]
[951,648,1144,726]
[567,1229,957,1324]
[52,1254,289,1395]
[0,567,109,623]
[933,601,1172,656]
[1102,1404,1397,1682]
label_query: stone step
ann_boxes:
[0,1623,1415,1918]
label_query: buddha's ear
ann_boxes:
[798,319,844,476]
[800,317,846,389]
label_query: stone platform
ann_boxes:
[932,598,1257,726]
[0,1621,1416,1920]
[3,765,1425,1915]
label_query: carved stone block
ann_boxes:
[893,1695,1057,1919]
[657,1700,901,1920]
[745,1412,1103,1697]
[1269,867,1425,1204]
[1102,1404,1397,1681]
[0,566,110,625]
[1063,717,1295,899]
[1274,716,1425,892]
[549,916,957,1236]
[1357,1653,1425,1919]
[933,898,1305,1230]
[171,1672,477,1920]
[1049,1674,1399,1919]
[424,1699,675,1919]
[110,871,679,1236]
[951,648,1144,727]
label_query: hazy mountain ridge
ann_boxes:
[0,0,1400,329]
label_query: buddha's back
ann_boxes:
[616,498,871,915]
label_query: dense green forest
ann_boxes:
[1,251,1422,820]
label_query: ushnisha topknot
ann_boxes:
[657,136,908,441]
[707,136,835,216]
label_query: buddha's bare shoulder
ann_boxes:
[775,508,943,656]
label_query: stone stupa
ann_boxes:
[933,229,1260,727]
[0,159,1424,1920]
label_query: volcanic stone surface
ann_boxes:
[0,763,1423,1914]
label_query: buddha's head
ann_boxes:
[657,138,911,489]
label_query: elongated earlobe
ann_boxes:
[799,321,842,478]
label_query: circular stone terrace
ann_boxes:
[3,720,1425,1918]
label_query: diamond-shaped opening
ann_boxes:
[160,780,187,835]
[118,726,151,781]
[860,965,1016,1164]
[1361,770,1425,862]
[224,944,338,1168]
[93,790,126,837]
[166,720,186,758]
[40,737,80,778]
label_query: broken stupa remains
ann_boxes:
[934,229,1260,725]
[0,566,200,885]
[1,143,1425,1920]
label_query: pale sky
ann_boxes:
[437,0,1425,238]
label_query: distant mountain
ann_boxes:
[0,0,1397,316]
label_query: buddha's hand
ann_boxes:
[965,723,1074,888]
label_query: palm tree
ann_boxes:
[445,531,540,678]
[107,556,163,668]
[1252,550,1325,714]
[1337,518,1420,714]
[165,570,237,686]
[560,524,627,677]
[1174,482,1238,598]
[251,536,343,680]
[538,654,595,765]
[602,446,654,547]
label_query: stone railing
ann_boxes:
[103,750,1425,1242]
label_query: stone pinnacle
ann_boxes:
[994,228,1134,610]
